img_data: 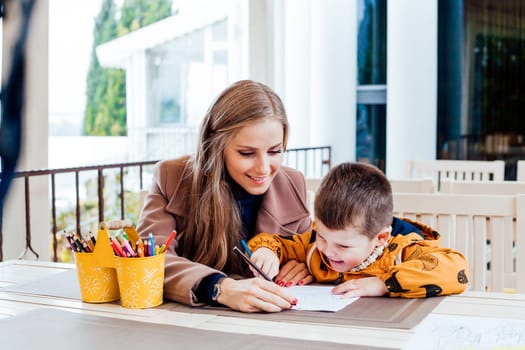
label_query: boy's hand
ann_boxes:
[331,276,388,297]
[275,260,314,287]
[251,247,280,279]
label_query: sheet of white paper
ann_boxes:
[287,285,359,312]
[404,313,525,350]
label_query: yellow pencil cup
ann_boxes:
[115,252,166,309]
[74,252,120,303]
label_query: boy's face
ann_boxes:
[315,219,387,273]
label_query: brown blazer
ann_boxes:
[136,156,312,305]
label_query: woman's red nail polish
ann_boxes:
[297,280,304,286]
[292,298,298,305]
[285,281,293,287]
[277,281,285,287]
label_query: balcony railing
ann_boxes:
[0,146,331,261]
[284,146,332,178]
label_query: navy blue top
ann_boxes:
[391,217,423,238]
[237,194,262,239]
[196,177,262,304]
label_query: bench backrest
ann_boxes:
[440,179,525,195]
[393,192,525,293]
[389,178,436,193]
[405,160,505,190]
[305,178,323,219]
[518,160,525,181]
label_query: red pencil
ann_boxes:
[110,237,125,257]
[164,230,177,252]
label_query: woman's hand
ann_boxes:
[331,277,388,297]
[216,277,297,313]
[274,260,313,287]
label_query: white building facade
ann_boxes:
[96,0,438,177]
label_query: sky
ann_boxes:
[49,0,102,135]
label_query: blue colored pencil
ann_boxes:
[241,239,252,257]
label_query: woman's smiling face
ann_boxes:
[224,119,284,195]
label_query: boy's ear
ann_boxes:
[376,227,391,246]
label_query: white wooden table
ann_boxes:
[1,259,525,349]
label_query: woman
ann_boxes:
[137,80,312,312]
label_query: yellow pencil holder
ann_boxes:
[115,253,166,309]
[74,251,120,303]
[73,220,140,304]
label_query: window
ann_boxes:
[438,0,525,179]
[148,19,229,128]
[356,0,387,170]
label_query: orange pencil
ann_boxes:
[86,239,94,252]
[137,240,144,257]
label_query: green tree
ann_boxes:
[119,0,172,34]
[83,0,172,136]
[83,0,118,136]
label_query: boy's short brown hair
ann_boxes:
[314,162,393,239]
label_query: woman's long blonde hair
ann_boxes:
[181,80,289,273]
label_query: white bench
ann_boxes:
[440,179,525,195]
[389,178,436,193]
[405,160,505,190]
[305,178,323,219]
[393,192,525,293]
[518,160,525,181]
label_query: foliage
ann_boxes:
[83,0,172,136]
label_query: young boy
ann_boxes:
[248,162,469,298]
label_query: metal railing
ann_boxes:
[0,146,331,261]
[284,146,332,178]
[0,160,158,262]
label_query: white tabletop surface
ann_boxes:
[1,259,525,349]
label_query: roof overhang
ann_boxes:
[96,2,228,68]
